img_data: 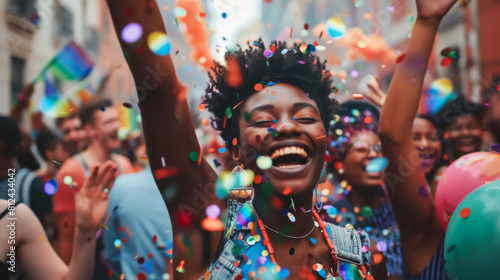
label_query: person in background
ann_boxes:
[0,160,118,280]
[35,131,69,182]
[364,72,447,199]
[324,101,402,280]
[55,113,88,155]
[53,99,133,279]
[103,141,173,280]
[434,95,484,162]
[0,116,52,228]
[483,77,500,145]
[10,82,40,170]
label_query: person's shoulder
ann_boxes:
[113,154,134,173]
[57,156,83,174]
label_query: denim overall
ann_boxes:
[202,198,372,280]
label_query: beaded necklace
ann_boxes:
[255,208,347,278]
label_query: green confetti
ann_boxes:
[236,92,240,99]
[244,112,251,122]
[225,107,232,119]
[361,206,374,219]
[189,151,198,162]
[408,16,415,22]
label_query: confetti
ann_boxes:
[396,53,407,63]
[459,207,471,218]
[264,49,273,58]
[256,156,273,170]
[326,206,338,218]
[326,17,346,39]
[352,93,364,99]
[173,7,187,17]
[430,78,454,96]
[441,57,453,67]
[366,157,388,173]
[287,212,296,222]
[44,179,58,195]
[491,143,500,153]
[206,204,221,218]
[147,31,171,56]
[121,23,143,43]
[63,176,73,185]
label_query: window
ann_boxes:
[7,0,36,18]
[53,5,74,37]
[10,56,26,105]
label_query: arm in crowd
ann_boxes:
[378,0,457,275]
[17,161,116,280]
[106,1,223,278]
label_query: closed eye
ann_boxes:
[296,116,320,123]
[248,119,274,127]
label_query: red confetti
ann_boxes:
[441,57,453,67]
[353,93,364,99]
[319,30,324,38]
[121,238,129,243]
[137,272,147,280]
[459,207,471,218]
[108,269,114,277]
[137,44,146,54]
[396,53,407,63]
[152,235,157,243]
[153,167,179,180]
[199,12,206,18]
[304,23,309,30]
[138,257,145,264]
[254,83,263,91]
[148,253,153,258]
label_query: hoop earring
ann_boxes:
[230,165,254,201]
[314,162,327,212]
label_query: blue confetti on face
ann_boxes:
[222,12,227,18]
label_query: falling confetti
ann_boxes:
[366,157,388,173]
[256,156,273,170]
[121,23,143,43]
[147,31,171,56]
[326,17,346,39]
[44,179,58,195]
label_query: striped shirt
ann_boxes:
[404,242,447,280]
[322,190,404,278]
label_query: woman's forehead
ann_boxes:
[351,131,380,143]
[242,83,318,112]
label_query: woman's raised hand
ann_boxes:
[74,161,117,232]
[416,0,459,21]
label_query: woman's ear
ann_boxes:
[232,145,241,162]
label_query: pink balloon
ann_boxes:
[435,152,500,231]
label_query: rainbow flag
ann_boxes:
[118,106,141,139]
[38,41,93,81]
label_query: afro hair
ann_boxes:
[202,38,338,152]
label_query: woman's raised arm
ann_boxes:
[378,0,457,275]
[106,1,222,278]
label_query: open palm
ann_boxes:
[417,0,458,20]
[74,161,117,231]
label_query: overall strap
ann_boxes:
[326,222,363,266]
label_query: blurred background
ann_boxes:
[1,0,499,138]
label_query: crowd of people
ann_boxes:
[1,0,500,279]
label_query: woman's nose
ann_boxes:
[275,117,302,137]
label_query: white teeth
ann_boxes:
[277,164,302,169]
[269,146,309,160]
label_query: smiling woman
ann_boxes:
[106,0,458,279]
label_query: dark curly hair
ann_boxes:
[202,38,338,152]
